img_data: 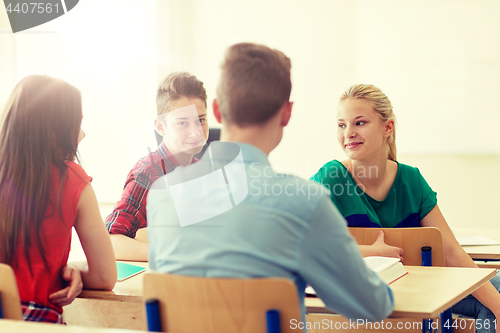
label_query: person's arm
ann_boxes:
[421,205,500,332]
[109,234,148,261]
[135,227,149,242]
[106,171,151,261]
[358,230,404,260]
[73,184,117,290]
[311,164,403,260]
[299,197,394,321]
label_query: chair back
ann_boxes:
[348,227,445,266]
[143,273,301,333]
[0,263,23,320]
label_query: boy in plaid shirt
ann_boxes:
[105,72,209,261]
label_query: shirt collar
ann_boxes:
[198,141,270,167]
[157,141,197,167]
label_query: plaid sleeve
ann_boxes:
[105,168,153,238]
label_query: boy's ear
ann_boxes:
[213,99,222,124]
[154,118,166,136]
[280,101,293,127]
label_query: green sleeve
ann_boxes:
[310,165,333,200]
[416,168,437,220]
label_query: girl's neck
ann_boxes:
[349,154,390,189]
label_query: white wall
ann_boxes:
[353,0,500,155]
[186,0,356,178]
[0,0,159,204]
[398,154,500,230]
[1,1,499,229]
[178,0,500,231]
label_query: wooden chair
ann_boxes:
[348,227,445,266]
[143,273,301,333]
[307,227,473,333]
[0,263,23,320]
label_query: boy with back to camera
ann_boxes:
[147,43,394,326]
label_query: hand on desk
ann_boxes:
[359,230,404,262]
[49,264,83,307]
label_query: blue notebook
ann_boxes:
[116,262,146,282]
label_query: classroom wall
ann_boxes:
[1,0,499,230]
[172,0,500,231]
[0,0,159,204]
[398,154,500,231]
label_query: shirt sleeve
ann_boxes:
[297,197,394,321]
[105,169,152,238]
[416,168,438,220]
[310,165,336,201]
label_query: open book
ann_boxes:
[305,256,407,296]
[363,256,407,284]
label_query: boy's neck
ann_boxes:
[167,150,194,167]
[219,124,280,156]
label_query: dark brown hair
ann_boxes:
[156,72,207,116]
[0,75,82,269]
[216,42,291,126]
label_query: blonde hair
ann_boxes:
[340,84,397,161]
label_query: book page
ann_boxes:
[363,256,400,272]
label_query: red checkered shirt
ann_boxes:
[105,142,196,237]
[21,301,65,324]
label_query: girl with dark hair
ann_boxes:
[0,75,117,323]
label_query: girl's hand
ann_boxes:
[371,230,405,262]
[48,264,83,307]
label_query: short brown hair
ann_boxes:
[216,43,291,126]
[156,72,207,116]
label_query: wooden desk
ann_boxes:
[78,262,147,303]
[305,266,495,319]
[464,245,500,261]
[65,265,494,331]
[0,319,141,333]
[453,228,500,261]
[63,262,148,330]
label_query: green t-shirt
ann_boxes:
[310,160,437,228]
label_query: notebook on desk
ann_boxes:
[117,262,146,282]
[456,236,500,246]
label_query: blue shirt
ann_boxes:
[147,142,393,322]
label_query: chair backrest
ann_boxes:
[143,273,302,333]
[348,227,445,267]
[0,263,23,320]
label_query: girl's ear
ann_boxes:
[384,119,395,138]
[154,118,166,136]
